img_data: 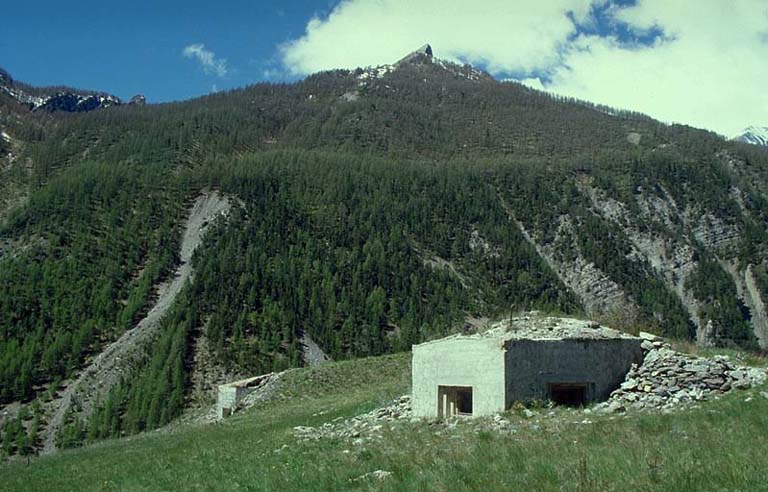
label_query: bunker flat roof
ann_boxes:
[414,315,639,348]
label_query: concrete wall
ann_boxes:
[503,338,643,406]
[412,338,505,417]
[217,385,247,418]
[216,373,274,418]
[217,384,258,418]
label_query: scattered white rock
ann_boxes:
[351,470,392,482]
[294,395,412,442]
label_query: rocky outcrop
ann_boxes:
[745,265,768,345]
[725,262,768,348]
[422,254,469,288]
[37,92,121,112]
[299,331,332,367]
[396,44,433,66]
[518,212,637,320]
[496,190,637,320]
[692,212,741,253]
[0,67,123,112]
[469,228,499,257]
[579,181,768,348]
[579,183,705,331]
[129,94,146,105]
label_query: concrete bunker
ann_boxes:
[411,316,644,417]
[217,373,275,418]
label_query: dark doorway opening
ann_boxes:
[549,383,589,407]
[437,386,473,417]
[456,387,473,415]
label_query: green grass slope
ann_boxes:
[3,352,768,492]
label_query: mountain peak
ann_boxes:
[129,94,147,105]
[396,44,433,66]
[734,126,768,146]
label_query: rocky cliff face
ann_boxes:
[518,213,638,322]
[0,67,123,112]
[567,174,767,349]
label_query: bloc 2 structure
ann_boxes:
[411,316,644,417]
[217,373,276,418]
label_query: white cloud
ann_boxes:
[518,78,547,92]
[183,43,228,77]
[280,0,594,75]
[539,0,768,136]
[280,0,768,136]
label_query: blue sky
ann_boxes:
[0,0,333,101]
[1,0,766,136]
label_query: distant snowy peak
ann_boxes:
[0,82,46,108]
[36,92,122,112]
[0,68,123,113]
[734,126,768,147]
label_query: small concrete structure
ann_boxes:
[412,316,643,417]
[217,373,274,418]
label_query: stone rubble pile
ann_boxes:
[293,395,412,442]
[596,333,767,412]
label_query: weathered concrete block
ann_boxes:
[412,337,505,418]
[411,316,643,418]
[216,373,274,419]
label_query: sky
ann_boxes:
[1,0,766,137]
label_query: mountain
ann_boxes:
[0,67,146,113]
[1,46,768,455]
[735,126,768,146]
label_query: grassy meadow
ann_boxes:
[2,352,768,492]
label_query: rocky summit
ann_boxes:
[396,43,433,66]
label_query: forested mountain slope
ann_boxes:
[1,48,768,455]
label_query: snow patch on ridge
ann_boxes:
[734,126,768,146]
